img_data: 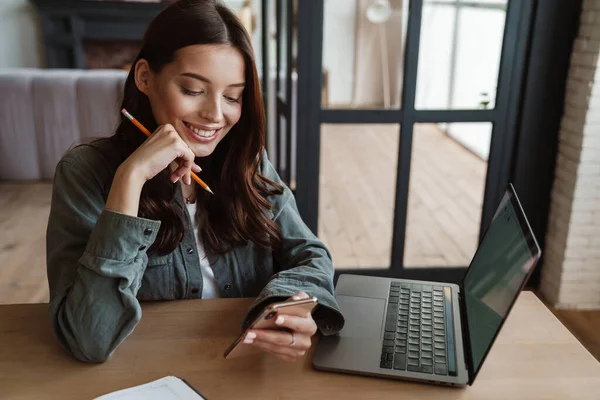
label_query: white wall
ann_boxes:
[323,0,357,106]
[416,4,454,110]
[223,0,263,67]
[416,3,506,161]
[541,0,600,309]
[0,0,45,68]
[319,1,504,161]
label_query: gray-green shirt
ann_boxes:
[46,139,344,363]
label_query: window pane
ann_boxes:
[319,124,400,268]
[322,0,408,109]
[404,122,490,267]
[277,0,290,102]
[416,0,507,110]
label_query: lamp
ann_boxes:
[366,0,392,108]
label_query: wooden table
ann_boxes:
[1,292,600,399]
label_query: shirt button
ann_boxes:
[191,288,199,295]
[224,283,232,290]
[144,228,153,235]
[187,248,194,255]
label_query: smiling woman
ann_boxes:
[136,45,246,158]
[45,0,344,364]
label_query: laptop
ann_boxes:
[313,184,541,387]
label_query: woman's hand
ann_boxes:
[121,124,200,185]
[105,124,201,217]
[244,292,318,362]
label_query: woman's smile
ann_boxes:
[182,121,222,143]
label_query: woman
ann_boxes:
[46,0,343,363]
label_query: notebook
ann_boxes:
[94,376,207,400]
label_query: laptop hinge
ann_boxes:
[457,289,474,383]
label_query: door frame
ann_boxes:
[290,0,536,283]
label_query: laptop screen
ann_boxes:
[463,187,540,379]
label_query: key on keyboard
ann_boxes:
[379,282,456,377]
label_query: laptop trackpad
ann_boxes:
[336,295,385,339]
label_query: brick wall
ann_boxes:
[540,0,600,309]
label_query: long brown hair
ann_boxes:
[109,0,283,255]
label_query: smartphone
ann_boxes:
[223,296,319,359]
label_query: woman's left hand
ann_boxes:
[244,292,318,362]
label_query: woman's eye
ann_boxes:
[181,87,203,96]
[225,96,241,104]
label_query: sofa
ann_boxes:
[0,69,127,180]
[0,68,297,182]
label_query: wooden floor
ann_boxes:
[0,182,52,306]
[318,123,486,269]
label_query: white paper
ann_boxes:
[94,376,206,400]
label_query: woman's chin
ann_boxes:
[191,144,217,158]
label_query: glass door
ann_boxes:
[275,0,535,282]
[261,0,295,186]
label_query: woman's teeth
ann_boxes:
[186,123,216,137]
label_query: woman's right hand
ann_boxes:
[105,124,201,217]
[121,124,201,186]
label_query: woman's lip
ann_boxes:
[183,122,221,143]
[183,121,223,131]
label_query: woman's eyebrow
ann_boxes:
[180,72,245,88]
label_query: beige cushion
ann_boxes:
[0,69,127,180]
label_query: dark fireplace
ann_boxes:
[84,40,141,70]
[31,0,171,69]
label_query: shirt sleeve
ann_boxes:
[46,150,161,362]
[242,154,345,335]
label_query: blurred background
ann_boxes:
[1,0,599,359]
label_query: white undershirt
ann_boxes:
[185,202,221,299]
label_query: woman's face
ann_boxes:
[136,44,246,158]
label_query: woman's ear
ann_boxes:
[134,59,152,96]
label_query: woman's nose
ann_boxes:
[201,98,224,123]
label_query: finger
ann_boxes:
[171,167,192,185]
[172,146,195,183]
[250,337,307,359]
[181,148,196,179]
[247,341,296,363]
[170,165,188,183]
[192,163,202,173]
[170,170,180,183]
[182,172,191,186]
[175,144,195,165]
[182,165,192,185]
[292,291,309,300]
[158,124,177,139]
[274,314,317,336]
[171,162,187,177]
[249,329,312,351]
[283,291,309,303]
[170,165,192,184]
[151,124,167,136]
[182,154,196,186]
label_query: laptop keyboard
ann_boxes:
[380,282,457,376]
